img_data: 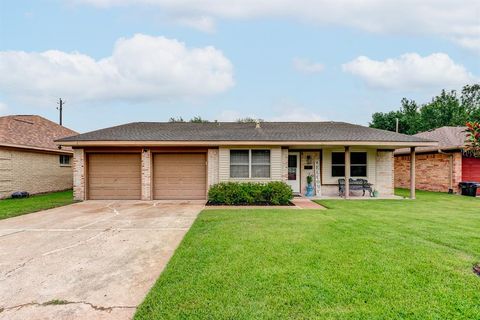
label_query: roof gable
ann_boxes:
[414,126,467,148]
[0,115,78,151]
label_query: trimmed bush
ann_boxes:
[208,181,293,205]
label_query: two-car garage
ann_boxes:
[86,152,206,200]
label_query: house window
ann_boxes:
[351,152,367,177]
[332,152,345,177]
[251,150,271,178]
[230,149,271,178]
[230,150,249,178]
[59,155,71,166]
[332,152,367,177]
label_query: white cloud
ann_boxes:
[0,34,234,103]
[342,53,477,90]
[292,58,324,74]
[270,106,326,122]
[72,0,480,52]
[175,16,216,33]
[455,37,480,54]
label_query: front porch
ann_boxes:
[285,146,417,199]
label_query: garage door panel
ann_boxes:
[462,157,480,195]
[88,153,141,200]
[153,153,206,200]
[90,177,140,184]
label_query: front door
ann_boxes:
[287,152,300,193]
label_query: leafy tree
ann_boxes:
[189,116,209,123]
[465,122,480,157]
[168,116,210,123]
[168,117,185,123]
[369,84,480,134]
[236,117,264,123]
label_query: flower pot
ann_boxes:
[305,184,314,197]
[372,190,379,198]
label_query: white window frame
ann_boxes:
[230,149,271,179]
[59,154,71,166]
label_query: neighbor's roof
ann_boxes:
[0,115,78,152]
[395,126,467,155]
[57,122,435,147]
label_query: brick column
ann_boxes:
[376,150,394,196]
[207,149,219,190]
[73,148,85,201]
[410,147,416,199]
[141,149,152,200]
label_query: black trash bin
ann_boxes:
[458,182,480,197]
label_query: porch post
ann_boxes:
[345,146,350,199]
[410,147,416,199]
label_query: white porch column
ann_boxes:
[141,148,152,200]
[345,146,350,199]
[410,147,416,200]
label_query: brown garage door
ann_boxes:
[153,153,206,200]
[88,153,141,200]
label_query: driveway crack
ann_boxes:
[1,229,110,280]
[1,300,136,313]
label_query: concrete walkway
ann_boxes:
[290,198,326,209]
[0,200,204,320]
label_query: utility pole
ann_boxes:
[57,98,64,126]
[395,118,399,133]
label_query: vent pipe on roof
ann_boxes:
[255,119,261,129]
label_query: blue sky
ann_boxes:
[0,0,479,133]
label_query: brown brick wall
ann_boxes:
[394,152,462,193]
[0,148,73,199]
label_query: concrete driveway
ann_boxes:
[0,200,204,320]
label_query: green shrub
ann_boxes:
[208,181,293,205]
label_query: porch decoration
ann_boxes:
[305,175,315,197]
[314,158,321,196]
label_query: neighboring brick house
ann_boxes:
[56,121,435,201]
[0,115,78,199]
[395,126,480,194]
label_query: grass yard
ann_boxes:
[0,190,74,220]
[135,190,480,319]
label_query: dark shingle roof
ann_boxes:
[58,122,433,143]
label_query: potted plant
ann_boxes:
[305,175,314,197]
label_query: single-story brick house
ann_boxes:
[0,115,78,199]
[56,122,436,201]
[395,126,480,194]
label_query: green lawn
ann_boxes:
[135,190,480,319]
[0,190,75,220]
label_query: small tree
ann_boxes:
[168,117,185,123]
[189,116,209,123]
[236,117,264,123]
[465,122,480,157]
[168,116,209,123]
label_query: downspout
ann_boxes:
[438,149,454,193]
